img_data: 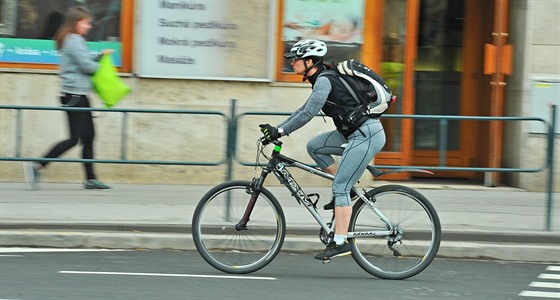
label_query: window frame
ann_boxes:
[275,0,383,82]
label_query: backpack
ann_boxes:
[321,59,396,123]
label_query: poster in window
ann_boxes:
[0,0,123,66]
[282,0,364,72]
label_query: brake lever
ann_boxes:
[259,136,271,145]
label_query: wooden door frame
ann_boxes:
[408,0,494,179]
[375,0,420,180]
[412,0,480,178]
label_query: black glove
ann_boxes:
[259,124,281,141]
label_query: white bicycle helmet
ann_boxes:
[284,39,328,59]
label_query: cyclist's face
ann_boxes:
[290,58,307,75]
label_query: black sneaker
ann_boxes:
[84,179,111,190]
[314,241,352,260]
[323,191,358,210]
[23,162,41,190]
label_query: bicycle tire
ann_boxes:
[192,180,286,274]
[349,185,441,279]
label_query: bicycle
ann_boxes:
[192,138,441,280]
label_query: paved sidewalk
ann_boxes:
[0,182,559,262]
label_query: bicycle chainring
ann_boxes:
[319,223,333,245]
[385,223,404,243]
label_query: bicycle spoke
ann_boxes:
[192,181,285,274]
[350,185,441,280]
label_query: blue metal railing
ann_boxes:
[233,103,557,231]
[1,105,229,166]
[235,112,551,172]
[0,101,557,230]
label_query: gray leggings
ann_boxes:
[306,118,386,207]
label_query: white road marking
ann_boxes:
[519,265,560,298]
[539,274,560,280]
[0,248,129,253]
[0,255,24,257]
[519,291,560,298]
[529,281,560,289]
[59,270,277,281]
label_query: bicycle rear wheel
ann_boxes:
[349,185,441,279]
[192,180,286,274]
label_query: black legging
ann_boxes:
[40,93,96,180]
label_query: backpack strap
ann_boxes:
[337,77,363,106]
[318,70,367,107]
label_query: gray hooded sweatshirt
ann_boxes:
[60,33,99,95]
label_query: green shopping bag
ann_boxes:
[92,54,130,108]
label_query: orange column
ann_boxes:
[401,0,420,174]
[486,0,510,186]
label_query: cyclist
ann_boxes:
[260,39,387,260]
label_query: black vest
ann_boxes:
[309,66,369,136]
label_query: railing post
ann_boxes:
[439,119,448,167]
[15,109,22,157]
[226,99,237,182]
[121,112,129,160]
[545,104,557,231]
[224,99,237,221]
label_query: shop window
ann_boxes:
[276,0,371,82]
[0,0,133,72]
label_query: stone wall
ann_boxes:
[504,0,560,192]
[0,72,372,187]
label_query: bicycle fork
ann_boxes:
[234,171,268,231]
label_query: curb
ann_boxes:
[1,229,558,263]
[2,223,559,244]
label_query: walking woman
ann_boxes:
[24,6,112,190]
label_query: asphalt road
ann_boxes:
[1,248,559,300]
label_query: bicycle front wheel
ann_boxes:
[192,180,286,274]
[349,185,441,280]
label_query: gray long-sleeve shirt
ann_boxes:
[60,33,100,95]
[278,76,332,135]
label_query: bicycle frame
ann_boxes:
[242,141,395,239]
[193,139,441,278]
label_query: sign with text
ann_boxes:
[0,0,124,66]
[137,0,270,81]
[0,38,121,65]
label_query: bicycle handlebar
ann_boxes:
[259,136,282,146]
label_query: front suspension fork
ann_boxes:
[235,170,270,230]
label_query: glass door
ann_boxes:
[413,0,464,152]
[378,0,495,180]
[380,0,408,153]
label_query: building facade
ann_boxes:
[0,0,558,191]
